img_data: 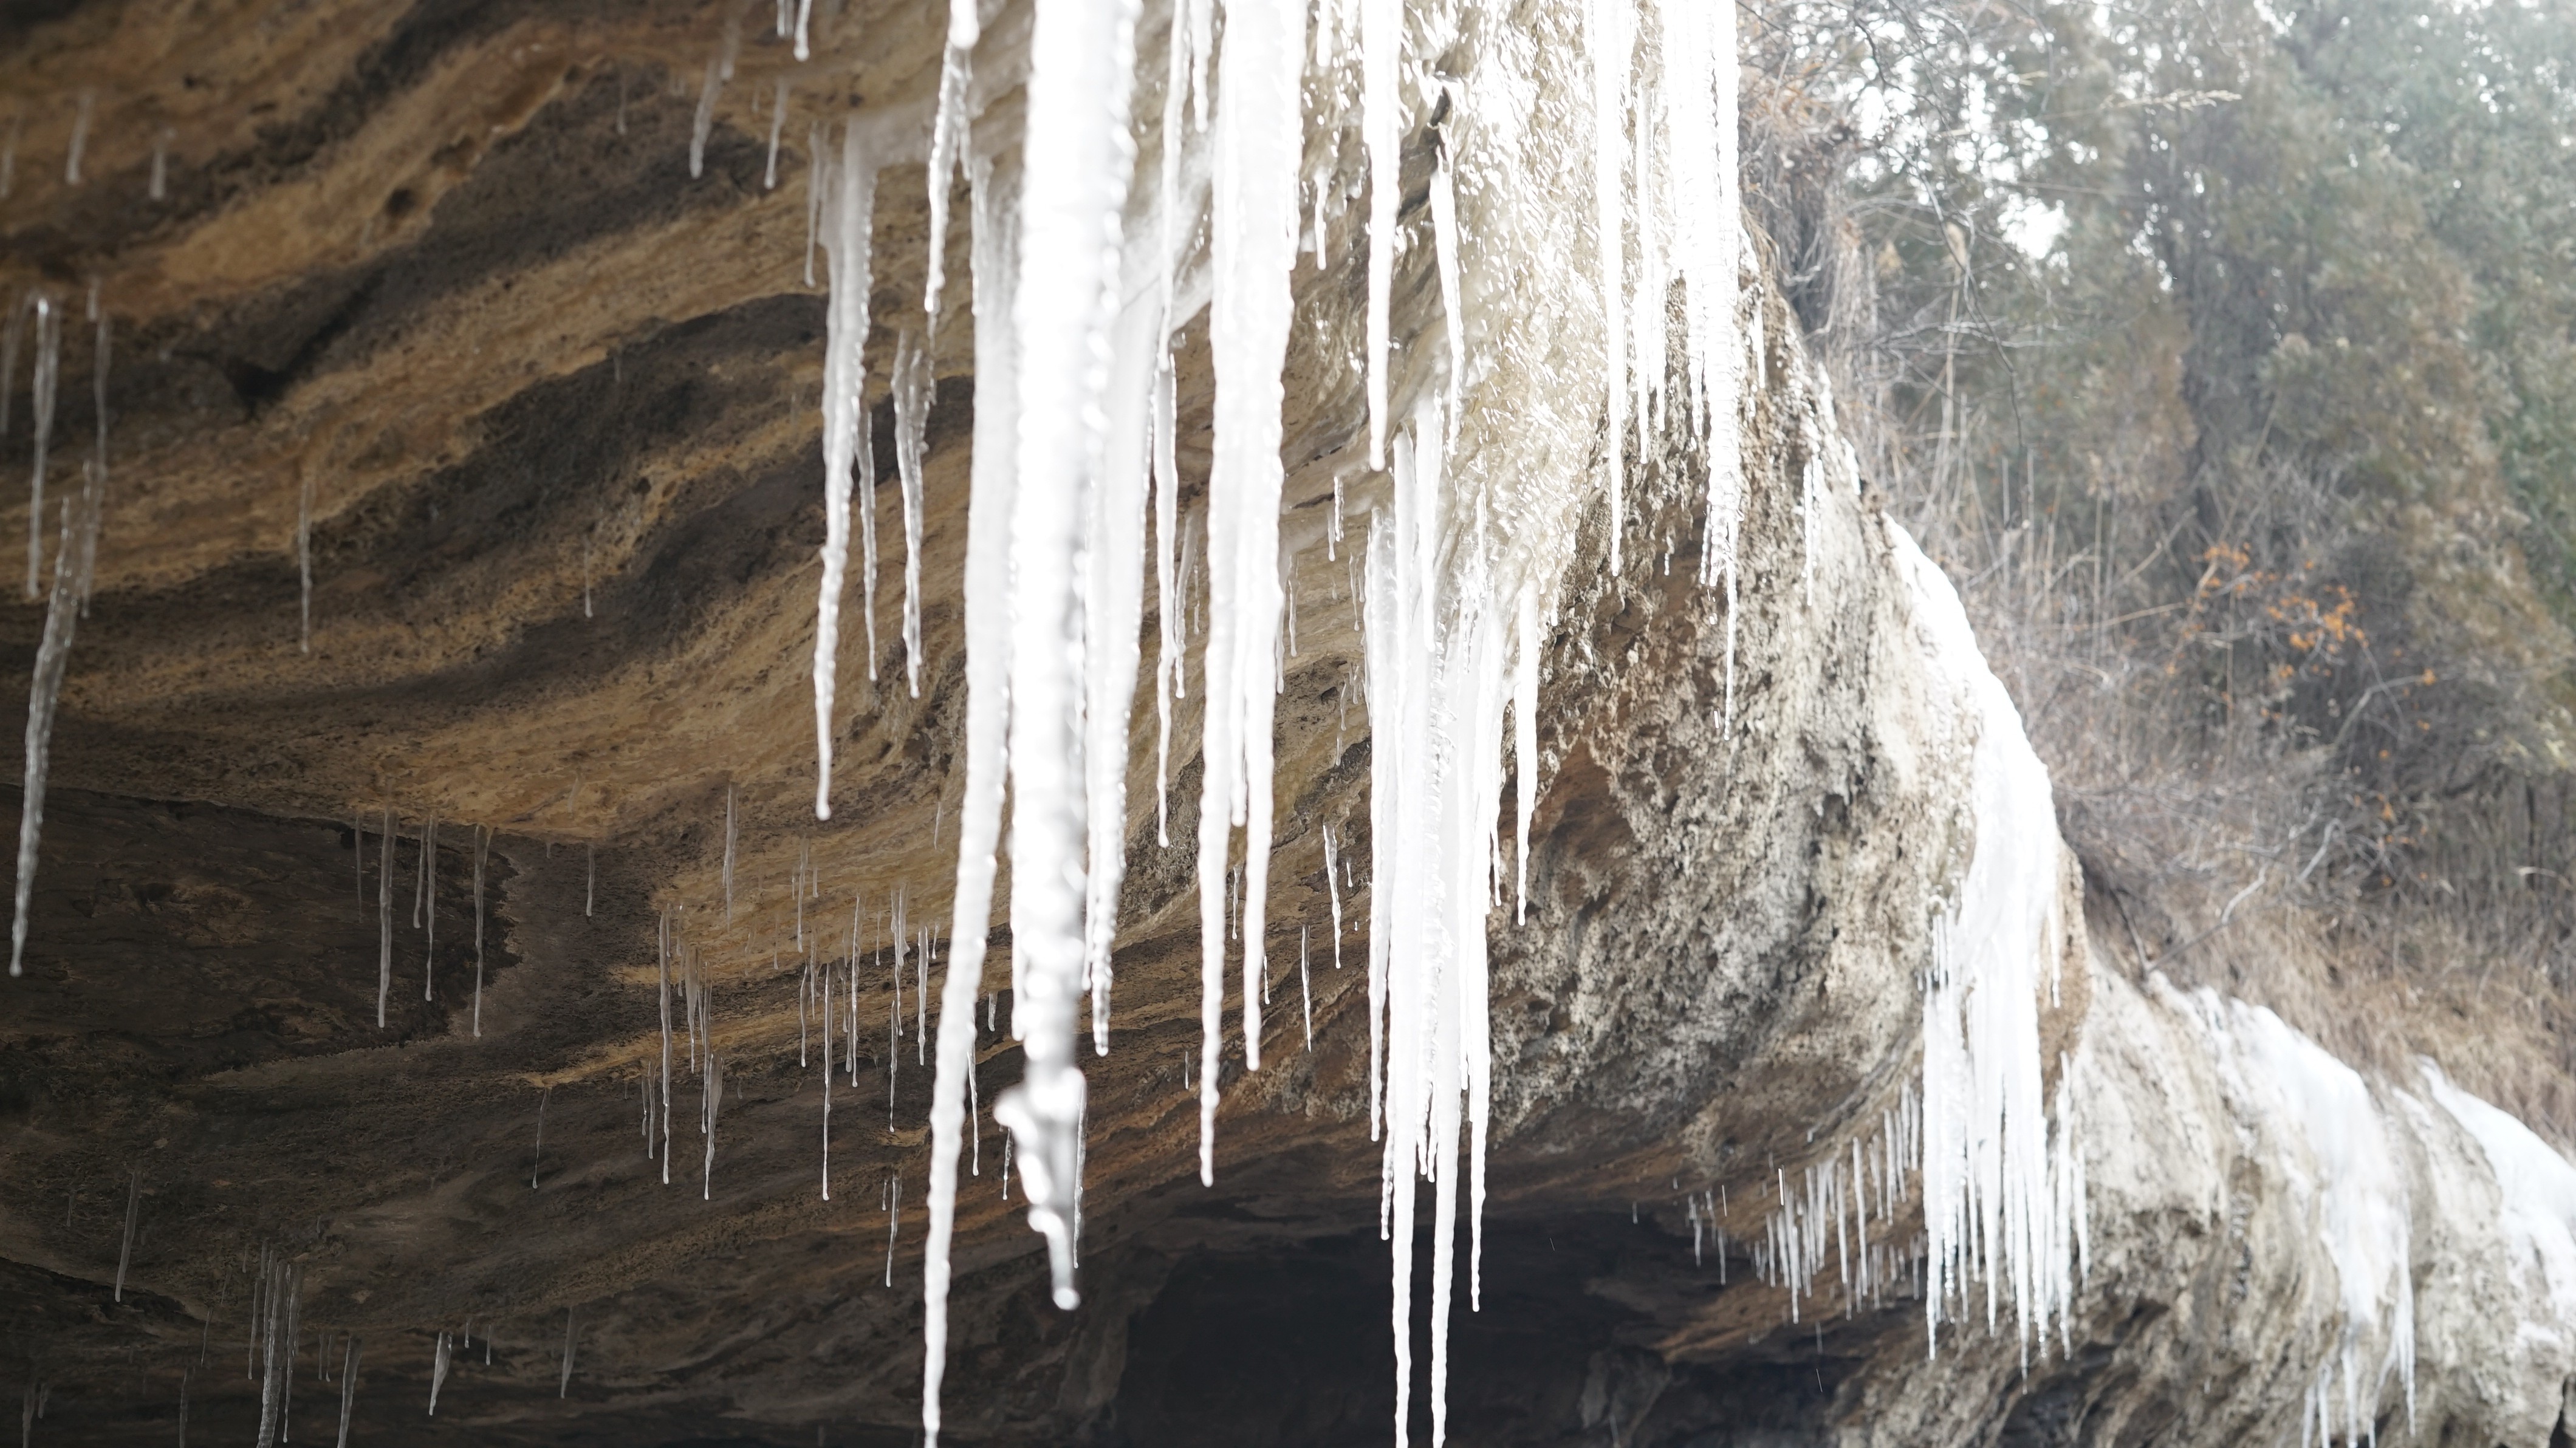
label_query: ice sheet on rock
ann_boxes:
[1892,526,2086,1364]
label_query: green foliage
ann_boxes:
[1752,0,2576,955]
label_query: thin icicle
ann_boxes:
[557,1313,574,1398]
[1428,115,1466,422]
[64,90,92,186]
[377,809,392,1023]
[1360,0,1399,468]
[1299,924,1312,1048]
[426,1333,450,1416]
[113,1166,139,1300]
[765,81,790,190]
[1513,587,1538,921]
[470,825,489,1035]
[812,117,881,819]
[892,329,933,697]
[9,415,104,978]
[688,15,740,180]
[922,0,980,323]
[1590,0,1631,572]
[25,295,60,600]
[722,786,737,921]
[421,817,438,1001]
[1196,0,1309,1168]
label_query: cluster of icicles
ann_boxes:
[0,0,2092,1433]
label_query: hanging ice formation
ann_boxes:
[722,0,2103,1439]
[10,303,104,980]
[470,825,490,1036]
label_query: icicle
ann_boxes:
[334,1339,358,1448]
[688,15,741,180]
[812,117,881,819]
[150,128,170,200]
[793,0,814,58]
[1081,176,1171,1060]
[427,1332,450,1416]
[922,0,980,324]
[722,786,737,921]
[25,295,60,600]
[1195,0,1308,1164]
[584,841,595,918]
[421,817,438,1000]
[1514,587,1538,921]
[113,1166,139,1300]
[470,827,489,1034]
[1360,0,1398,468]
[883,1172,902,1285]
[1323,824,1345,969]
[1428,113,1465,422]
[803,123,824,288]
[1152,454,1184,847]
[64,90,92,186]
[9,404,103,979]
[922,142,1023,1448]
[376,810,392,1023]
[822,953,834,1200]
[659,914,674,1185]
[766,81,789,190]
[702,1050,723,1199]
[1,293,22,448]
[892,329,932,698]
[1590,0,1631,572]
[1299,924,1312,1048]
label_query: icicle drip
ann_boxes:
[812,116,881,819]
[1323,823,1345,970]
[922,0,981,323]
[64,90,91,186]
[1428,114,1466,423]
[1298,924,1312,1048]
[470,825,488,1036]
[426,1332,450,1416]
[688,15,740,180]
[722,786,738,921]
[334,1339,358,1448]
[1080,166,1173,1059]
[530,1084,550,1188]
[1668,0,1743,627]
[925,0,1143,1429]
[765,81,789,191]
[883,1172,902,1285]
[1589,0,1631,571]
[658,911,674,1186]
[1360,0,1399,469]
[113,1166,139,1300]
[1894,529,2085,1361]
[421,817,438,1001]
[981,0,1149,1316]
[9,399,103,979]
[557,1312,575,1398]
[803,123,825,287]
[793,0,814,57]
[25,295,60,600]
[1,294,23,448]
[892,329,932,697]
[1365,396,1506,1448]
[1193,0,1308,1175]
[702,1050,724,1199]
[584,841,595,917]
[1513,586,1539,921]
[376,810,392,1022]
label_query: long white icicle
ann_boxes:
[9,312,101,980]
[1589,0,1630,572]
[1360,0,1399,470]
[1194,0,1309,1181]
[812,120,880,820]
